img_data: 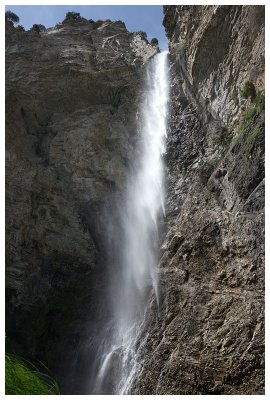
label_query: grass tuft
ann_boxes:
[5,355,60,395]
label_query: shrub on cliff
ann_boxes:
[239,90,265,132]
[5,10,19,26]
[62,11,87,24]
[5,355,60,395]
[241,80,256,102]
[55,22,63,29]
[30,24,46,33]
[17,25,25,32]
[150,38,159,47]
[254,90,265,111]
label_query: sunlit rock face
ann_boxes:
[134,5,265,395]
[163,5,265,125]
[5,19,157,392]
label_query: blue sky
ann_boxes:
[5,5,168,50]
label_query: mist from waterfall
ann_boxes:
[92,51,169,394]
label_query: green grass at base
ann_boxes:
[5,355,60,395]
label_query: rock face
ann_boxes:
[6,7,265,396]
[5,19,157,393]
[163,5,264,125]
[134,5,264,395]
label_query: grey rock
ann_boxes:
[134,5,264,395]
[5,19,157,393]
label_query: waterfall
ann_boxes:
[92,51,169,395]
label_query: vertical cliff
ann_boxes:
[134,5,264,395]
[5,19,157,392]
[6,6,265,395]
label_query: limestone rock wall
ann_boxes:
[134,5,265,395]
[5,19,157,392]
[163,5,264,125]
[5,7,265,395]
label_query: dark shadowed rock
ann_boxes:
[5,19,157,392]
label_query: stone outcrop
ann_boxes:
[5,19,157,393]
[134,5,265,395]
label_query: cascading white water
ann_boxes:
[122,50,169,304]
[93,51,169,394]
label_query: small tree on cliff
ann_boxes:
[30,24,46,33]
[17,25,25,32]
[62,11,86,24]
[240,81,256,102]
[150,38,159,47]
[5,10,19,26]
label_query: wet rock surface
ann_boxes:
[5,19,157,392]
[134,5,265,395]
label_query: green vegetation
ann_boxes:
[218,127,232,147]
[30,24,46,33]
[5,11,24,32]
[231,89,264,170]
[238,91,265,132]
[254,90,265,111]
[5,355,59,395]
[62,11,87,24]
[232,89,265,197]
[150,38,159,47]
[5,10,19,25]
[240,80,256,101]
[231,133,240,146]
[213,90,264,157]
[55,21,63,29]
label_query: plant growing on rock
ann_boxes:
[150,38,159,46]
[254,90,265,111]
[212,126,233,153]
[55,22,63,29]
[30,24,46,33]
[240,80,256,101]
[62,11,87,24]
[5,10,19,26]
[17,25,25,31]
[239,90,265,132]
